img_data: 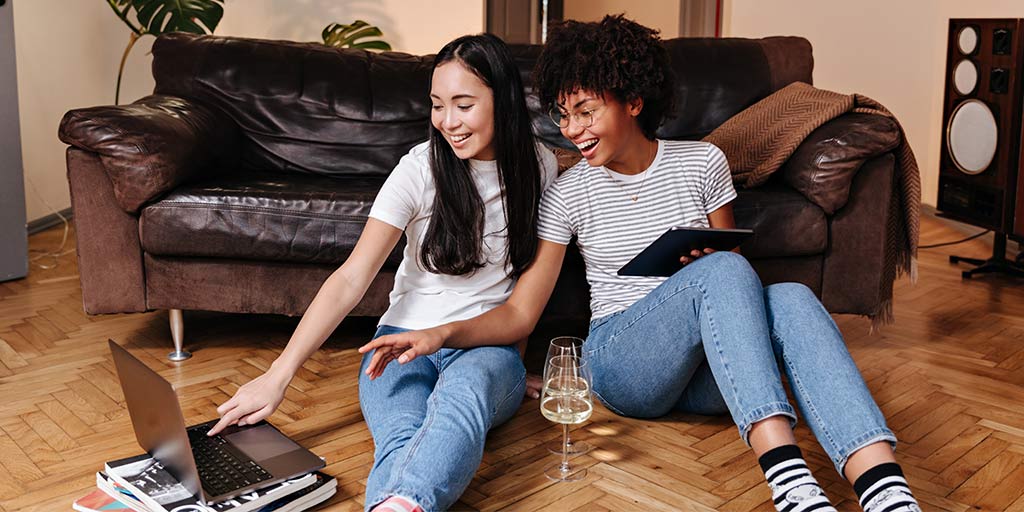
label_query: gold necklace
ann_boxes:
[604,142,656,202]
[604,168,650,202]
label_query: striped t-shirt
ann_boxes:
[537,139,737,320]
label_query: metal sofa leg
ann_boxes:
[168,309,192,361]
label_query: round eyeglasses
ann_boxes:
[548,105,602,129]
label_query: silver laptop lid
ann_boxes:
[108,340,205,501]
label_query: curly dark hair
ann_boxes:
[533,14,675,139]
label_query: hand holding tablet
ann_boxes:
[618,227,754,277]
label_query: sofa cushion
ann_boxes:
[732,182,827,258]
[140,172,404,267]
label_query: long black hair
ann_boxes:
[421,33,542,278]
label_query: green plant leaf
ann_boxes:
[322,20,390,50]
[322,20,369,45]
[130,0,224,35]
[351,40,392,51]
[338,26,383,46]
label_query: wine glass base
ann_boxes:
[546,439,592,456]
[544,462,588,482]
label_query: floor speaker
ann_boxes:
[938,19,1023,233]
[939,19,1024,278]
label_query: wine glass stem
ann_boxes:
[560,424,571,472]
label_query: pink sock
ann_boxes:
[372,495,423,512]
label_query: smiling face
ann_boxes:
[430,61,496,161]
[556,89,648,172]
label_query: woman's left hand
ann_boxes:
[679,247,715,266]
[358,328,446,379]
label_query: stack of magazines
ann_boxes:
[73,453,336,512]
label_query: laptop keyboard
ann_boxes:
[188,424,273,497]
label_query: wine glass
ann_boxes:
[541,354,593,482]
[544,337,591,456]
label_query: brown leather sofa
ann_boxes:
[59,33,901,360]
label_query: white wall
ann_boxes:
[13,0,153,222]
[564,0,681,38]
[723,0,1024,208]
[13,0,484,222]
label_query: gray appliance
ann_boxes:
[0,0,28,282]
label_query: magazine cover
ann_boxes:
[73,488,132,512]
[95,472,150,512]
[105,453,317,512]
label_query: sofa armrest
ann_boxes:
[58,95,240,213]
[66,148,147,313]
[821,153,895,316]
[780,113,899,214]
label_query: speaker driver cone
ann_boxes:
[958,26,979,54]
[947,99,998,175]
[953,59,978,95]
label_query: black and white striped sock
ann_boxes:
[854,463,920,512]
[759,445,837,512]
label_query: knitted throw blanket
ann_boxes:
[703,82,920,324]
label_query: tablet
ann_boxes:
[617,227,754,277]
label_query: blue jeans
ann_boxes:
[358,325,526,512]
[584,251,896,474]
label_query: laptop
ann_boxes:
[108,339,324,504]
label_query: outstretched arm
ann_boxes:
[209,219,403,434]
[359,239,568,378]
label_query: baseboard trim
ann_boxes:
[27,207,73,235]
[922,204,1022,251]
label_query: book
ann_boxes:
[73,488,132,512]
[251,472,336,512]
[104,453,317,512]
[95,472,149,512]
[95,470,336,512]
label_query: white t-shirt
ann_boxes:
[537,139,737,321]
[369,141,559,330]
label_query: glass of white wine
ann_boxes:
[545,337,591,456]
[541,354,593,482]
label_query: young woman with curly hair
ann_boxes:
[361,16,920,512]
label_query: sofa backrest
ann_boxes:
[152,33,434,178]
[152,33,812,177]
[659,37,813,140]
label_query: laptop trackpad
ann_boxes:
[225,425,300,462]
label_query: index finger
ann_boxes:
[207,407,244,436]
[358,333,410,354]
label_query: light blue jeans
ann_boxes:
[584,251,896,474]
[358,325,526,512]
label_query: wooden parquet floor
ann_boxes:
[2,215,1024,511]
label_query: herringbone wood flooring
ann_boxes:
[1,215,1023,511]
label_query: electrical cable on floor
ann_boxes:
[25,176,73,270]
[919,229,990,249]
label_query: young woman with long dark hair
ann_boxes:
[360,17,921,512]
[209,33,557,512]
